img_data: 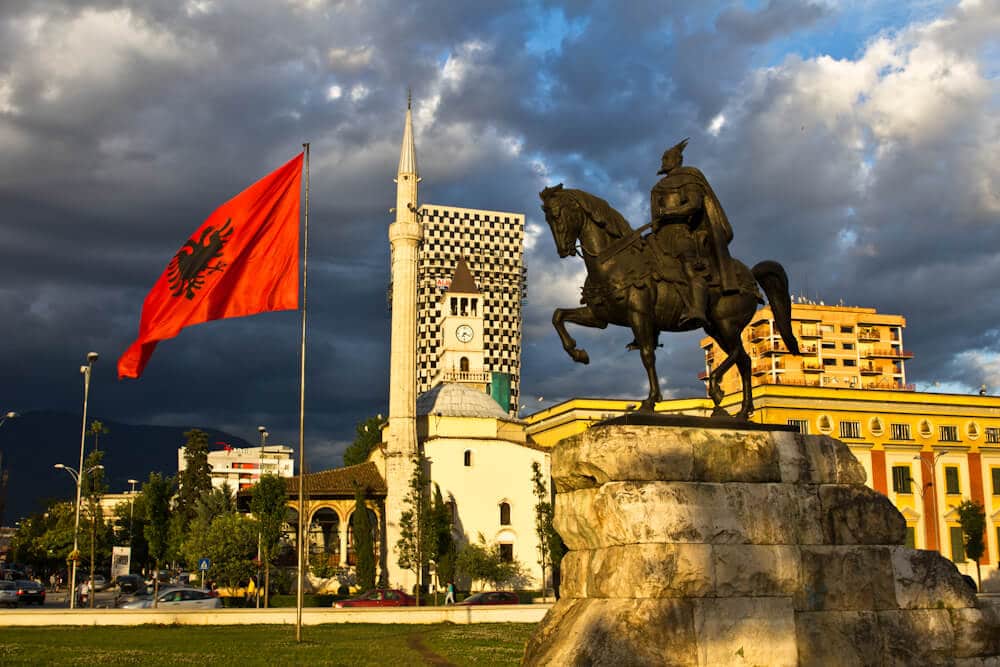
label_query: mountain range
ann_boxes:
[0,411,249,524]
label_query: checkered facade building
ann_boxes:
[415,203,525,411]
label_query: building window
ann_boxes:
[460,357,470,372]
[823,358,837,366]
[987,428,1000,444]
[993,468,1000,495]
[843,359,856,367]
[905,526,916,549]
[499,543,514,563]
[787,419,808,434]
[939,426,959,442]
[950,526,966,563]
[463,450,472,467]
[499,502,511,526]
[892,466,913,494]
[890,423,912,440]
[839,421,861,439]
[841,325,854,333]
[944,466,961,494]
[842,343,854,350]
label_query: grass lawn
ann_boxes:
[0,623,536,666]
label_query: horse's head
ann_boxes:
[539,184,584,258]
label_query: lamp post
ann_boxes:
[0,411,17,428]
[255,425,268,608]
[69,351,98,609]
[127,479,139,544]
[54,461,103,608]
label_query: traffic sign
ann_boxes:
[198,558,211,571]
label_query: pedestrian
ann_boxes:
[49,574,56,592]
[78,579,90,607]
[445,581,455,605]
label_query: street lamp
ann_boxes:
[54,462,104,608]
[255,425,268,608]
[0,411,17,428]
[68,351,98,609]
[127,479,139,543]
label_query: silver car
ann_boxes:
[0,581,17,607]
[120,586,221,609]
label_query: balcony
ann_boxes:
[799,325,820,338]
[758,340,792,356]
[802,362,823,373]
[697,370,710,381]
[749,325,770,342]
[857,327,881,342]
[799,342,818,355]
[767,375,822,388]
[753,360,783,375]
[441,370,491,383]
[859,363,881,375]
[864,347,914,359]
[864,378,916,391]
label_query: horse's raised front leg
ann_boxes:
[552,306,607,365]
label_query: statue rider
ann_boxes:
[650,138,738,329]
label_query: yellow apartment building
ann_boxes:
[700,302,912,395]
[525,386,1000,585]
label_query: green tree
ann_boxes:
[181,484,235,571]
[531,461,553,597]
[956,500,987,589]
[202,512,258,597]
[250,476,287,607]
[113,494,149,572]
[396,456,433,605]
[142,473,174,606]
[455,534,527,591]
[176,429,213,524]
[342,415,384,467]
[430,484,456,589]
[87,419,109,452]
[351,486,377,592]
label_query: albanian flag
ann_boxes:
[118,153,304,379]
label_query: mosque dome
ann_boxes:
[416,383,520,421]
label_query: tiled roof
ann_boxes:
[416,382,521,421]
[284,461,386,497]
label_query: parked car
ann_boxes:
[0,581,18,607]
[120,586,221,610]
[86,574,111,591]
[14,580,45,606]
[333,589,416,608]
[115,574,145,594]
[456,591,520,606]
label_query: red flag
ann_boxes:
[118,153,303,379]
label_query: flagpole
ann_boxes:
[295,142,310,643]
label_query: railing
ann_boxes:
[864,347,914,359]
[857,327,880,342]
[758,340,791,355]
[799,325,820,338]
[859,363,881,375]
[441,370,491,383]
[765,376,823,388]
[799,343,818,355]
[863,379,915,391]
[801,362,823,372]
[697,370,709,381]
[749,325,770,341]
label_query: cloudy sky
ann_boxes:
[0,0,997,469]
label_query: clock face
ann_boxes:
[456,324,474,343]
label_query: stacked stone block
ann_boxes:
[522,424,1000,666]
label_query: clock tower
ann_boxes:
[434,258,487,390]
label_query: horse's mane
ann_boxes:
[564,189,634,239]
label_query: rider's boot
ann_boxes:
[678,277,708,330]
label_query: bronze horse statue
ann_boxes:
[540,184,799,419]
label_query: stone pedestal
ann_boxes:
[522,424,1000,666]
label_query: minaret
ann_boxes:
[385,94,422,589]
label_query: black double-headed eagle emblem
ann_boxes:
[167,218,234,299]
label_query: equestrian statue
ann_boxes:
[540,139,800,419]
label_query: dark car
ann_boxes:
[457,591,520,606]
[333,589,416,608]
[14,580,45,606]
[115,574,145,594]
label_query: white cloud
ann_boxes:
[327,84,343,100]
[349,84,369,102]
[707,113,726,136]
[328,45,373,70]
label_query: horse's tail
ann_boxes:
[752,260,800,355]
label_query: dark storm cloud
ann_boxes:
[0,0,995,481]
